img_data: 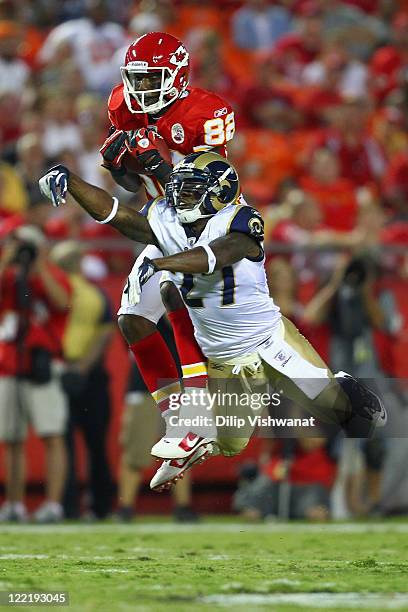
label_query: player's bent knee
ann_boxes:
[217,437,249,457]
[160,281,184,313]
[118,314,157,345]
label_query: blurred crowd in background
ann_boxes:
[0,0,407,523]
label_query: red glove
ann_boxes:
[126,128,172,180]
[126,127,165,155]
[100,127,128,171]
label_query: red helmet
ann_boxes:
[120,32,190,115]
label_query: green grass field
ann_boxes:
[0,520,408,611]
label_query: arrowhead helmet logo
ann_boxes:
[169,45,189,67]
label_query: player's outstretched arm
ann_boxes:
[67,173,157,243]
[39,166,158,246]
[152,233,261,274]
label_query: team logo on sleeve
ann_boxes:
[171,123,185,144]
[248,210,264,238]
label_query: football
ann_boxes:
[121,133,172,175]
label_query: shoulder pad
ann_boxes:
[139,197,166,220]
[192,89,232,120]
[108,84,125,112]
[228,206,264,243]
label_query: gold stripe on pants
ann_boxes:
[207,317,351,457]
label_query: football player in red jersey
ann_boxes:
[100,32,236,480]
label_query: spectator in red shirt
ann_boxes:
[274,9,324,82]
[299,147,358,231]
[0,196,55,243]
[300,46,368,106]
[382,151,408,219]
[314,98,386,187]
[270,188,362,249]
[369,12,408,103]
[0,225,71,523]
[269,188,369,284]
[266,256,330,363]
[234,437,336,520]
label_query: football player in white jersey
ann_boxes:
[39,154,386,491]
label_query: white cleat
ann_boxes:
[154,387,217,460]
[150,443,213,492]
[151,431,216,460]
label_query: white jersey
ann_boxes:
[142,198,281,360]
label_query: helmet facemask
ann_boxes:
[166,170,221,224]
[121,60,187,115]
[167,153,239,223]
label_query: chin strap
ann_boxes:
[176,193,214,223]
[177,210,213,224]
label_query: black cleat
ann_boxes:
[336,371,387,437]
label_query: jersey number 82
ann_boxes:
[203,112,235,146]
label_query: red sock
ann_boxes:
[167,307,207,389]
[129,331,181,412]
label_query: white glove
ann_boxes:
[127,256,158,305]
[38,165,69,207]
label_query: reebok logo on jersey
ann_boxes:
[214,106,228,118]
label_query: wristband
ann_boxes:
[97,197,119,225]
[202,244,217,274]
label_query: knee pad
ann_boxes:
[335,371,387,438]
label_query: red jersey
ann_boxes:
[107,84,235,198]
[299,175,358,231]
[370,46,404,102]
[262,442,336,488]
[0,264,71,376]
[314,129,386,187]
